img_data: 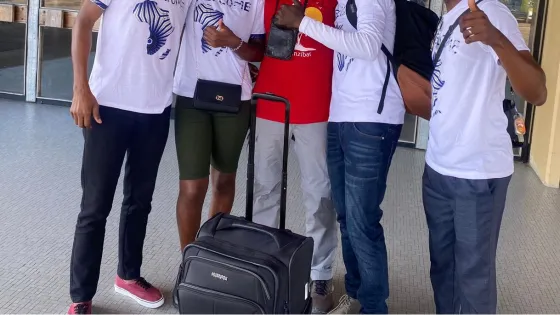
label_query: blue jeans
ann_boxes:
[422,165,511,314]
[326,122,402,314]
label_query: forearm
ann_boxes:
[71,22,93,91]
[299,17,382,61]
[492,33,547,105]
[233,41,264,62]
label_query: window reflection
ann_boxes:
[39,27,97,100]
[500,0,536,44]
[0,21,26,94]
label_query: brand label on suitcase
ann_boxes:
[211,272,228,281]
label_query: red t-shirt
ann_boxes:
[253,0,336,124]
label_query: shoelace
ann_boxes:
[74,303,90,314]
[314,280,329,296]
[135,277,153,290]
[337,294,352,309]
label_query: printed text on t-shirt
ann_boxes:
[199,0,252,12]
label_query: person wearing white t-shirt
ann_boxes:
[68,0,188,313]
[173,0,265,252]
[275,0,404,313]
[424,0,546,313]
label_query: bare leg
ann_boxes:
[209,167,236,218]
[176,178,209,251]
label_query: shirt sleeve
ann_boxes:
[90,0,111,10]
[480,2,529,64]
[250,0,266,41]
[298,0,387,61]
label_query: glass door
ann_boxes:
[37,0,97,102]
[0,0,27,96]
[501,0,544,158]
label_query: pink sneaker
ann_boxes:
[67,302,92,314]
[114,276,164,308]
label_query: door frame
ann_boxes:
[521,0,549,163]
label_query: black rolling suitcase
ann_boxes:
[174,93,314,314]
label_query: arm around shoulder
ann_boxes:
[298,0,387,61]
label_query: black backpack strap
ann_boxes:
[377,44,394,114]
[346,0,393,114]
[381,45,397,79]
[346,0,357,29]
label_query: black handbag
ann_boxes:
[192,79,242,114]
[265,0,308,60]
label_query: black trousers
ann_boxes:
[70,105,171,303]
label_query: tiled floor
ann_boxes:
[1,100,560,314]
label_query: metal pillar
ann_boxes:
[25,0,40,102]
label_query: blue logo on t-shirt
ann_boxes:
[195,3,225,55]
[133,0,175,59]
[335,24,353,72]
[431,59,444,117]
[430,27,445,118]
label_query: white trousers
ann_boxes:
[252,118,338,280]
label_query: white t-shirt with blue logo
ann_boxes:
[299,0,404,124]
[173,0,265,101]
[89,0,189,114]
[426,0,529,180]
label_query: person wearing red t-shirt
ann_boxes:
[251,0,338,313]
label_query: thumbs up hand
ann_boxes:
[203,19,242,49]
[459,0,503,47]
[468,0,480,12]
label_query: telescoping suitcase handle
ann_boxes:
[246,93,291,230]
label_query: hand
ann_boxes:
[459,0,503,47]
[203,20,241,49]
[70,85,101,128]
[249,63,259,83]
[275,0,305,29]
